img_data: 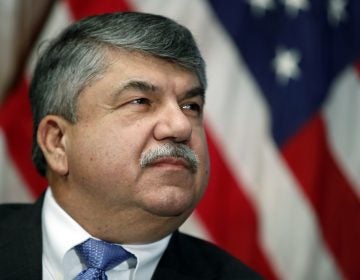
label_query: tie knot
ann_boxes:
[75,238,133,272]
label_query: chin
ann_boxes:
[147,203,194,217]
[141,191,198,217]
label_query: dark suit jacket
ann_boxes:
[0,198,262,280]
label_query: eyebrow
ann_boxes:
[183,86,205,102]
[114,80,159,95]
[111,79,205,101]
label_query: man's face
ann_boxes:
[64,50,209,218]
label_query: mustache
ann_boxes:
[140,143,199,173]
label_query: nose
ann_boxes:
[154,103,192,143]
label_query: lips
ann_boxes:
[150,157,190,169]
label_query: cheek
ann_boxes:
[192,130,210,183]
[67,119,152,182]
[68,127,127,179]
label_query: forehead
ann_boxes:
[76,49,203,109]
[101,49,200,88]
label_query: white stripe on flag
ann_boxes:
[130,0,343,279]
[324,66,360,198]
[179,212,212,241]
[0,131,32,203]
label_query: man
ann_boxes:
[0,12,261,279]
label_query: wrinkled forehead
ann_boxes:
[106,47,201,78]
[96,48,201,88]
[96,48,203,90]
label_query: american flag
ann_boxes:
[0,0,359,279]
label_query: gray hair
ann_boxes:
[30,12,206,176]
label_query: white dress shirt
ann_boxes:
[42,188,171,280]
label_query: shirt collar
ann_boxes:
[42,188,91,278]
[42,187,171,279]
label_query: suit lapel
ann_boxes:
[0,196,44,279]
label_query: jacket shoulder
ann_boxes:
[178,233,262,279]
[0,201,43,280]
[0,203,36,228]
[153,231,263,280]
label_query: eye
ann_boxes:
[129,98,150,105]
[181,102,203,116]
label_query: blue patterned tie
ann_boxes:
[74,238,133,280]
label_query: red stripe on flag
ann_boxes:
[0,77,47,197]
[196,126,279,280]
[355,60,360,76]
[66,0,131,20]
[282,114,360,280]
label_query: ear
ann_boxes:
[37,115,71,176]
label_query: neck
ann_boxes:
[49,182,190,244]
